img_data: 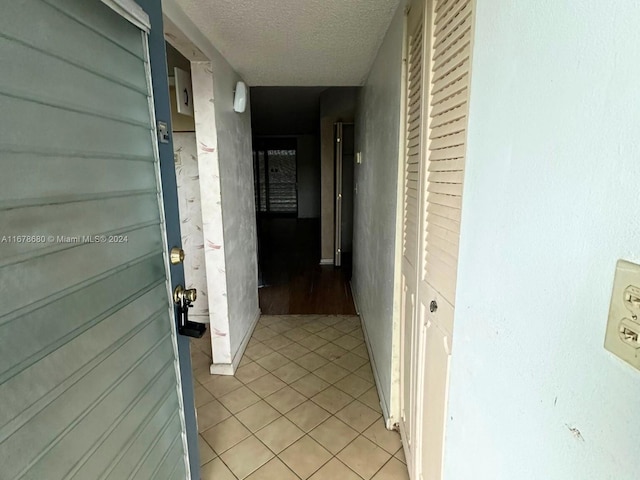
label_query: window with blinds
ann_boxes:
[424,0,473,303]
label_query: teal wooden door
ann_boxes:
[0,1,190,478]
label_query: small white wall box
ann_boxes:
[174,67,194,117]
[605,259,640,371]
[234,81,247,113]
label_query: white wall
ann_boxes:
[352,3,405,420]
[164,0,259,370]
[444,2,640,479]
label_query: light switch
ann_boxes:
[605,260,640,370]
[356,152,362,164]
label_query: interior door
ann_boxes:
[0,1,190,478]
[399,0,426,476]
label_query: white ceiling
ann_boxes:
[174,0,401,86]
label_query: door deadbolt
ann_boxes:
[170,247,185,265]
[430,300,438,313]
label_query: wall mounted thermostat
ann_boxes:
[605,259,640,371]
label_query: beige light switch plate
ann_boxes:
[605,260,640,370]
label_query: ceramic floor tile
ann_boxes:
[218,386,261,414]
[235,400,281,432]
[255,351,290,371]
[354,364,375,383]
[337,436,391,480]
[279,436,332,479]
[220,435,274,479]
[309,416,359,455]
[265,386,307,414]
[372,458,410,480]
[201,375,244,398]
[262,334,294,350]
[279,342,311,360]
[245,373,287,399]
[290,373,330,398]
[301,322,327,333]
[311,386,354,414]
[333,322,360,334]
[199,435,216,466]
[235,362,269,384]
[335,400,380,432]
[246,458,299,480]
[320,316,341,326]
[309,458,362,480]
[197,399,232,432]
[333,335,363,351]
[352,343,370,359]
[192,349,213,370]
[272,362,309,384]
[200,458,236,480]
[252,327,279,342]
[286,400,331,432]
[315,327,343,342]
[332,352,368,372]
[194,384,215,408]
[313,363,350,384]
[314,343,349,361]
[239,355,253,368]
[193,366,214,385]
[297,335,329,351]
[362,419,402,454]
[295,352,330,372]
[349,329,365,341]
[395,447,406,464]
[359,387,382,413]
[334,373,372,398]
[245,342,275,361]
[255,416,305,454]
[201,416,251,455]
[284,328,311,342]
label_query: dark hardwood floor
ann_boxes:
[257,217,356,315]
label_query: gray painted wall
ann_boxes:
[296,134,321,218]
[444,1,640,479]
[352,4,405,417]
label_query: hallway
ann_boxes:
[190,315,407,479]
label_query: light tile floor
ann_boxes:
[190,315,409,480]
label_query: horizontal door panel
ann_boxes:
[0,40,149,125]
[0,225,164,317]
[0,257,165,381]
[0,283,169,430]
[0,95,153,159]
[0,193,160,262]
[0,0,147,92]
[0,316,173,477]
[0,154,156,208]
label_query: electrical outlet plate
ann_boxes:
[605,259,640,370]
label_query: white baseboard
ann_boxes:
[352,283,393,428]
[319,258,334,265]
[209,309,261,376]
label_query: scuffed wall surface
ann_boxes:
[214,76,260,357]
[173,132,208,319]
[352,4,405,415]
[444,1,640,479]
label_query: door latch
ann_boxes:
[173,285,206,338]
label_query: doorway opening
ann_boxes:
[251,87,358,315]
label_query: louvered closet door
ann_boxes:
[0,1,188,479]
[417,0,474,478]
[399,0,426,474]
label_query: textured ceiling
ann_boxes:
[173,0,401,86]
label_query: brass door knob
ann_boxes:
[170,247,185,265]
[173,285,197,304]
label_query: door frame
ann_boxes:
[113,0,201,477]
